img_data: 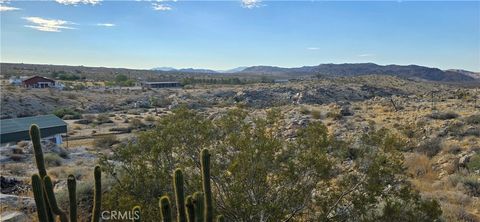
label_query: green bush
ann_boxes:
[44,153,63,167]
[53,108,82,119]
[99,107,442,221]
[96,114,113,124]
[467,154,480,172]
[416,137,442,157]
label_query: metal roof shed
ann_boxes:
[0,114,67,144]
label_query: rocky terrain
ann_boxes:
[0,74,479,221]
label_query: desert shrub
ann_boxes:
[53,107,82,119]
[405,153,432,177]
[93,134,118,149]
[66,93,77,99]
[462,127,480,137]
[44,153,63,167]
[57,147,69,159]
[96,113,113,124]
[443,144,462,154]
[129,118,145,129]
[416,137,442,157]
[100,107,442,221]
[144,115,156,122]
[299,106,310,115]
[444,121,464,137]
[466,154,480,171]
[109,127,132,133]
[83,114,95,122]
[311,109,321,119]
[465,114,480,125]
[462,176,480,197]
[326,110,342,120]
[429,111,459,120]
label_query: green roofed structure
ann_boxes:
[0,114,67,145]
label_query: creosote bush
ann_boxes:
[429,111,459,120]
[100,107,442,221]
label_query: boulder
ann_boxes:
[0,211,28,222]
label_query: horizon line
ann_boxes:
[1,61,478,73]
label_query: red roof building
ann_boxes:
[22,76,56,88]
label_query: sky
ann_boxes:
[0,0,479,71]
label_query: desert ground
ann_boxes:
[1,74,479,221]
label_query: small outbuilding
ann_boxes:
[0,115,67,145]
[22,76,56,88]
[141,81,181,89]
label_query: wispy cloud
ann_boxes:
[357,53,375,57]
[97,23,115,27]
[152,2,172,11]
[0,4,19,11]
[0,0,20,11]
[242,0,263,9]
[307,47,320,50]
[23,17,76,32]
[55,0,101,5]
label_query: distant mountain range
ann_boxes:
[150,63,479,82]
[151,66,249,73]
[238,63,479,82]
[151,67,219,73]
[1,62,477,83]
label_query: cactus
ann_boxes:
[30,125,47,178]
[185,195,195,222]
[201,149,213,222]
[160,196,173,222]
[30,124,104,222]
[30,125,54,222]
[192,192,204,222]
[31,174,48,222]
[174,169,186,222]
[91,165,102,222]
[132,205,141,222]
[67,175,77,222]
[216,215,225,222]
[44,176,69,222]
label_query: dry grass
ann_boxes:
[404,153,437,180]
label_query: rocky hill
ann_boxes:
[241,63,477,82]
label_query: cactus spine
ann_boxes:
[174,169,186,222]
[67,175,77,222]
[132,205,141,222]
[32,174,48,222]
[160,196,173,222]
[91,166,102,222]
[44,176,69,222]
[192,192,204,222]
[201,149,213,222]
[216,215,225,222]
[185,195,195,222]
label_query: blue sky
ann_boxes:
[1,0,479,71]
